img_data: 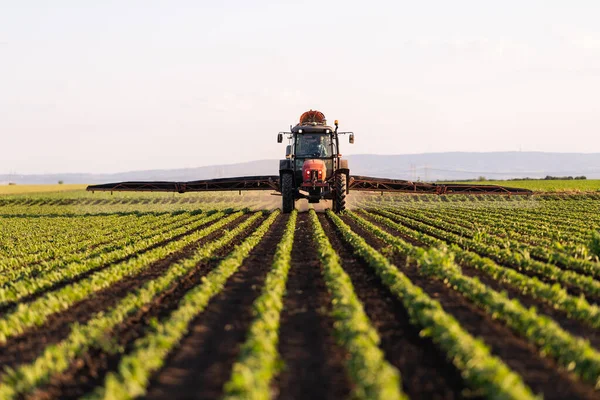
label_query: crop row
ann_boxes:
[428,204,595,242]
[0,197,269,217]
[385,206,600,278]
[0,211,228,307]
[407,203,600,265]
[0,210,246,343]
[0,211,200,269]
[412,204,581,249]
[326,210,536,399]
[0,210,268,399]
[360,210,600,329]
[374,201,586,246]
[84,210,279,400]
[346,211,600,388]
[0,210,208,280]
[309,210,404,399]
[0,213,131,258]
[371,208,600,299]
[420,200,600,231]
[222,211,297,399]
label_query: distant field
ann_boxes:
[0,184,88,195]
[442,179,600,192]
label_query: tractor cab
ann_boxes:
[295,132,333,159]
[277,110,353,213]
[291,124,336,186]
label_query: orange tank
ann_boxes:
[302,159,327,183]
[299,110,326,125]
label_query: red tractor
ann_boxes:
[277,110,354,213]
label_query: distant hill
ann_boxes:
[347,152,600,180]
[2,152,600,184]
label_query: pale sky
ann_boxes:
[1,1,599,174]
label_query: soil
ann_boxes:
[274,213,352,400]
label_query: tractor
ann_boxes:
[276,110,354,213]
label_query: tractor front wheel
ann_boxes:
[281,173,295,213]
[334,173,347,213]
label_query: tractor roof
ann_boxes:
[291,124,334,134]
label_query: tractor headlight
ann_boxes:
[298,129,303,133]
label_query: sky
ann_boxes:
[1,0,599,174]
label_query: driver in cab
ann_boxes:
[305,136,328,158]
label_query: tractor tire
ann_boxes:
[334,173,347,213]
[281,173,295,213]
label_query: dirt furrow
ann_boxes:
[274,213,351,400]
[341,214,598,400]
[321,214,468,400]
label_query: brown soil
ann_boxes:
[274,213,352,400]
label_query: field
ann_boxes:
[0,184,88,195]
[442,179,600,192]
[1,190,600,399]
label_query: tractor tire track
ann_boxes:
[342,215,598,400]
[274,213,351,400]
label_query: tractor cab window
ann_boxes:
[295,133,332,158]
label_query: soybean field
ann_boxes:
[1,190,600,399]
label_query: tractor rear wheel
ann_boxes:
[281,173,294,213]
[334,173,347,213]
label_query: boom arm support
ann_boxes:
[86,176,280,193]
[348,176,532,195]
[86,175,532,195]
